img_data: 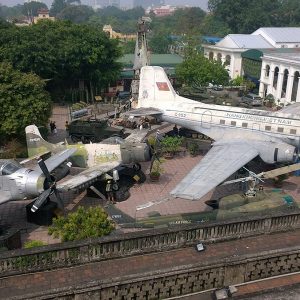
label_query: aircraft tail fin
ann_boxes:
[25,125,55,157]
[137,66,177,109]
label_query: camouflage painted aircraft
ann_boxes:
[25,125,151,191]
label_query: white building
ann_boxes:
[203,27,300,79]
[259,52,300,104]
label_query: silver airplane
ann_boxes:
[129,66,300,200]
[25,125,151,192]
[0,148,76,211]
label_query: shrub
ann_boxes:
[161,136,183,154]
[48,206,115,242]
[24,240,45,248]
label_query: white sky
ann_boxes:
[0,0,208,10]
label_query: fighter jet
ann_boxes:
[25,125,151,191]
[129,66,300,200]
[0,148,76,211]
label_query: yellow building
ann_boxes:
[103,25,135,41]
[33,9,55,24]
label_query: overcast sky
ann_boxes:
[0,0,208,10]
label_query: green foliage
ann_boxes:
[148,34,171,54]
[0,62,51,141]
[0,20,122,102]
[161,136,183,154]
[48,206,115,242]
[208,0,294,34]
[176,52,229,87]
[150,159,164,176]
[230,75,244,86]
[188,143,199,156]
[22,2,48,17]
[24,240,45,248]
[57,5,94,23]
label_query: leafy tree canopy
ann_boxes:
[207,0,300,33]
[48,206,115,242]
[176,52,229,87]
[50,0,80,16]
[0,20,122,100]
[57,4,94,23]
[0,62,51,141]
[22,1,48,17]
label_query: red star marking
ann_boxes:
[156,82,170,91]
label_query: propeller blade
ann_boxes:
[53,162,72,182]
[38,158,52,183]
[259,162,300,179]
[31,189,52,212]
[222,176,252,185]
[53,187,65,215]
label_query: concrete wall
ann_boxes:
[1,210,300,278]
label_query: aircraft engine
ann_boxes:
[25,171,46,197]
[259,143,298,164]
[120,143,151,164]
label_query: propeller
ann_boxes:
[31,158,66,213]
[222,163,300,186]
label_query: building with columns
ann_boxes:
[259,51,300,104]
[203,27,300,80]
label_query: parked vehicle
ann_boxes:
[240,93,263,106]
[68,119,124,143]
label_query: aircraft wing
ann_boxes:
[170,142,259,200]
[279,103,300,115]
[33,148,76,173]
[123,107,163,117]
[57,161,120,191]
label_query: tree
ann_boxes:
[148,33,171,54]
[57,5,94,23]
[0,20,122,102]
[0,62,51,141]
[22,1,48,17]
[48,206,115,242]
[208,0,282,33]
[176,52,229,86]
[50,0,80,17]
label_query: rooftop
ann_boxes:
[222,34,273,49]
[253,27,300,43]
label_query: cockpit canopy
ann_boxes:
[0,160,21,175]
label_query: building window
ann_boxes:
[220,119,225,124]
[277,127,284,133]
[265,126,271,131]
[231,121,236,126]
[290,129,297,134]
[242,122,248,128]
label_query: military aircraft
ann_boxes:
[0,148,76,211]
[129,65,300,200]
[25,125,151,191]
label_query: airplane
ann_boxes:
[128,65,300,200]
[25,125,151,191]
[0,148,76,211]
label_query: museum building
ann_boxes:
[203,27,300,104]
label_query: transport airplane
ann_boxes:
[130,66,300,200]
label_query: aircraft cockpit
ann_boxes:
[100,136,125,145]
[0,160,22,175]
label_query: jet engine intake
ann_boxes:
[259,143,298,164]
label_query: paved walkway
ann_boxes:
[2,229,300,299]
